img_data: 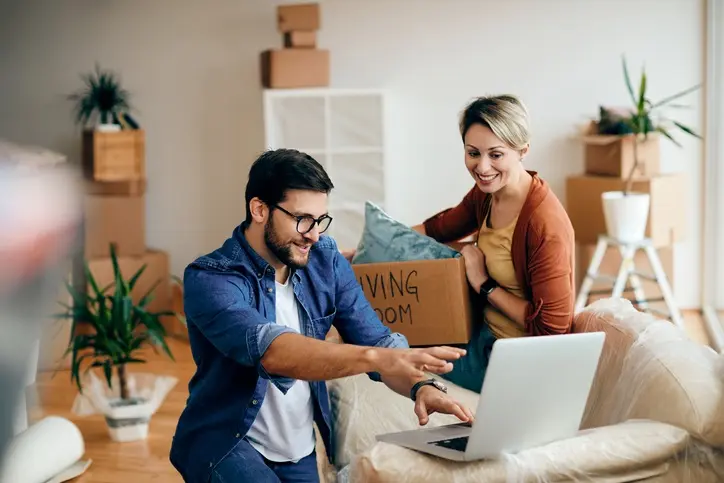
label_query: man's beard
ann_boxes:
[264,217,310,270]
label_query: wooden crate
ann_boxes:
[82,130,145,181]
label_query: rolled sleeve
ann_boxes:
[184,266,297,392]
[248,323,298,392]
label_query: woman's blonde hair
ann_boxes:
[459,95,530,151]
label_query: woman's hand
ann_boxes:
[460,244,488,293]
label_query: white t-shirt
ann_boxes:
[246,278,316,462]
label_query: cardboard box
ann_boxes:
[352,258,475,347]
[277,3,320,32]
[260,49,330,88]
[84,193,145,259]
[566,174,687,247]
[582,122,660,179]
[82,130,145,182]
[85,250,171,316]
[85,179,146,196]
[575,243,674,306]
[284,31,317,48]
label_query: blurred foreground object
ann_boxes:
[0,416,89,483]
[0,151,82,476]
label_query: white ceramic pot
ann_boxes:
[104,397,150,442]
[96,123,121,132]
[601,191,651,242]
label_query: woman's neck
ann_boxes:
[492,167,532,205]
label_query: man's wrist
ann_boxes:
[410,378,448,401]
[362,346,382,374]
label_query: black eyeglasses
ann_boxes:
[273,204,333,234]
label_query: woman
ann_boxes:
[413,95,576,393]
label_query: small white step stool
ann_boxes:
[575,235,684,329]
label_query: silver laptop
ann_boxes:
[376,331,606,461]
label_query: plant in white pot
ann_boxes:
[55,244,177,442]
[595,56,701,242]
[68,64,136,132]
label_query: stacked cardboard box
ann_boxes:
[261,3,330,88]
[77,129,186,340]
[566,123,686,303]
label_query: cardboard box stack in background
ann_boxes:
[566,125,687,307]
[75,129,187,341]
[261,3,330,88]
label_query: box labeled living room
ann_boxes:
[352,257,475,347]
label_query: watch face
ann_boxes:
[433,380,448,393]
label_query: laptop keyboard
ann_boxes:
[429,436,469,452]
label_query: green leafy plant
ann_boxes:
[68,63,131,127]
[596,55,702,195]
[56,244,175,400]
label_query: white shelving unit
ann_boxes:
[263,88,387,249]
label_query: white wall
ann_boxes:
[0,0,704,308]
[714,0,724,309]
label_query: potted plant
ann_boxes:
[68,64,136,132]
[55,244,176,442]
[593,56,701,242]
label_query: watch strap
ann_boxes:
[410,379,446,401]
[479,277,499,296]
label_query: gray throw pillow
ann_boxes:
[351,201,461,264]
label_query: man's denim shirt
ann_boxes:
[169,223,408,482]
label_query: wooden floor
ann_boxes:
[33,338,195,483]
[32,310,720,483]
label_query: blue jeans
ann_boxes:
[441,322,497,393]
[210,439,319,483]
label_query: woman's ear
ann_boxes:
[519,143,530,161]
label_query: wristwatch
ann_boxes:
[410,379,448,401]
[479,277,499,300]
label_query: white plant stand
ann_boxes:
[262,88,388,250]
[575,235,684,329]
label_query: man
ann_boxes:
[170,148,473,483]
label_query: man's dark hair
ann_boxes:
[244,148,334,222]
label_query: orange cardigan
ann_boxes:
[423,172,575,336]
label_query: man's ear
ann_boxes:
[248,197,268,223]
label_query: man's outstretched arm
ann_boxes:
[261,332,464,383]
[184,266,464,393]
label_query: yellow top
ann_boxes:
[477,213,527,339]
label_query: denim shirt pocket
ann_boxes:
[309,309,336,340]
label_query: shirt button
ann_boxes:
[267,287,273,293]
[252,399,258,405]
[209,462,213,467]
[257,272,262,277]
[235,433,240,438]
